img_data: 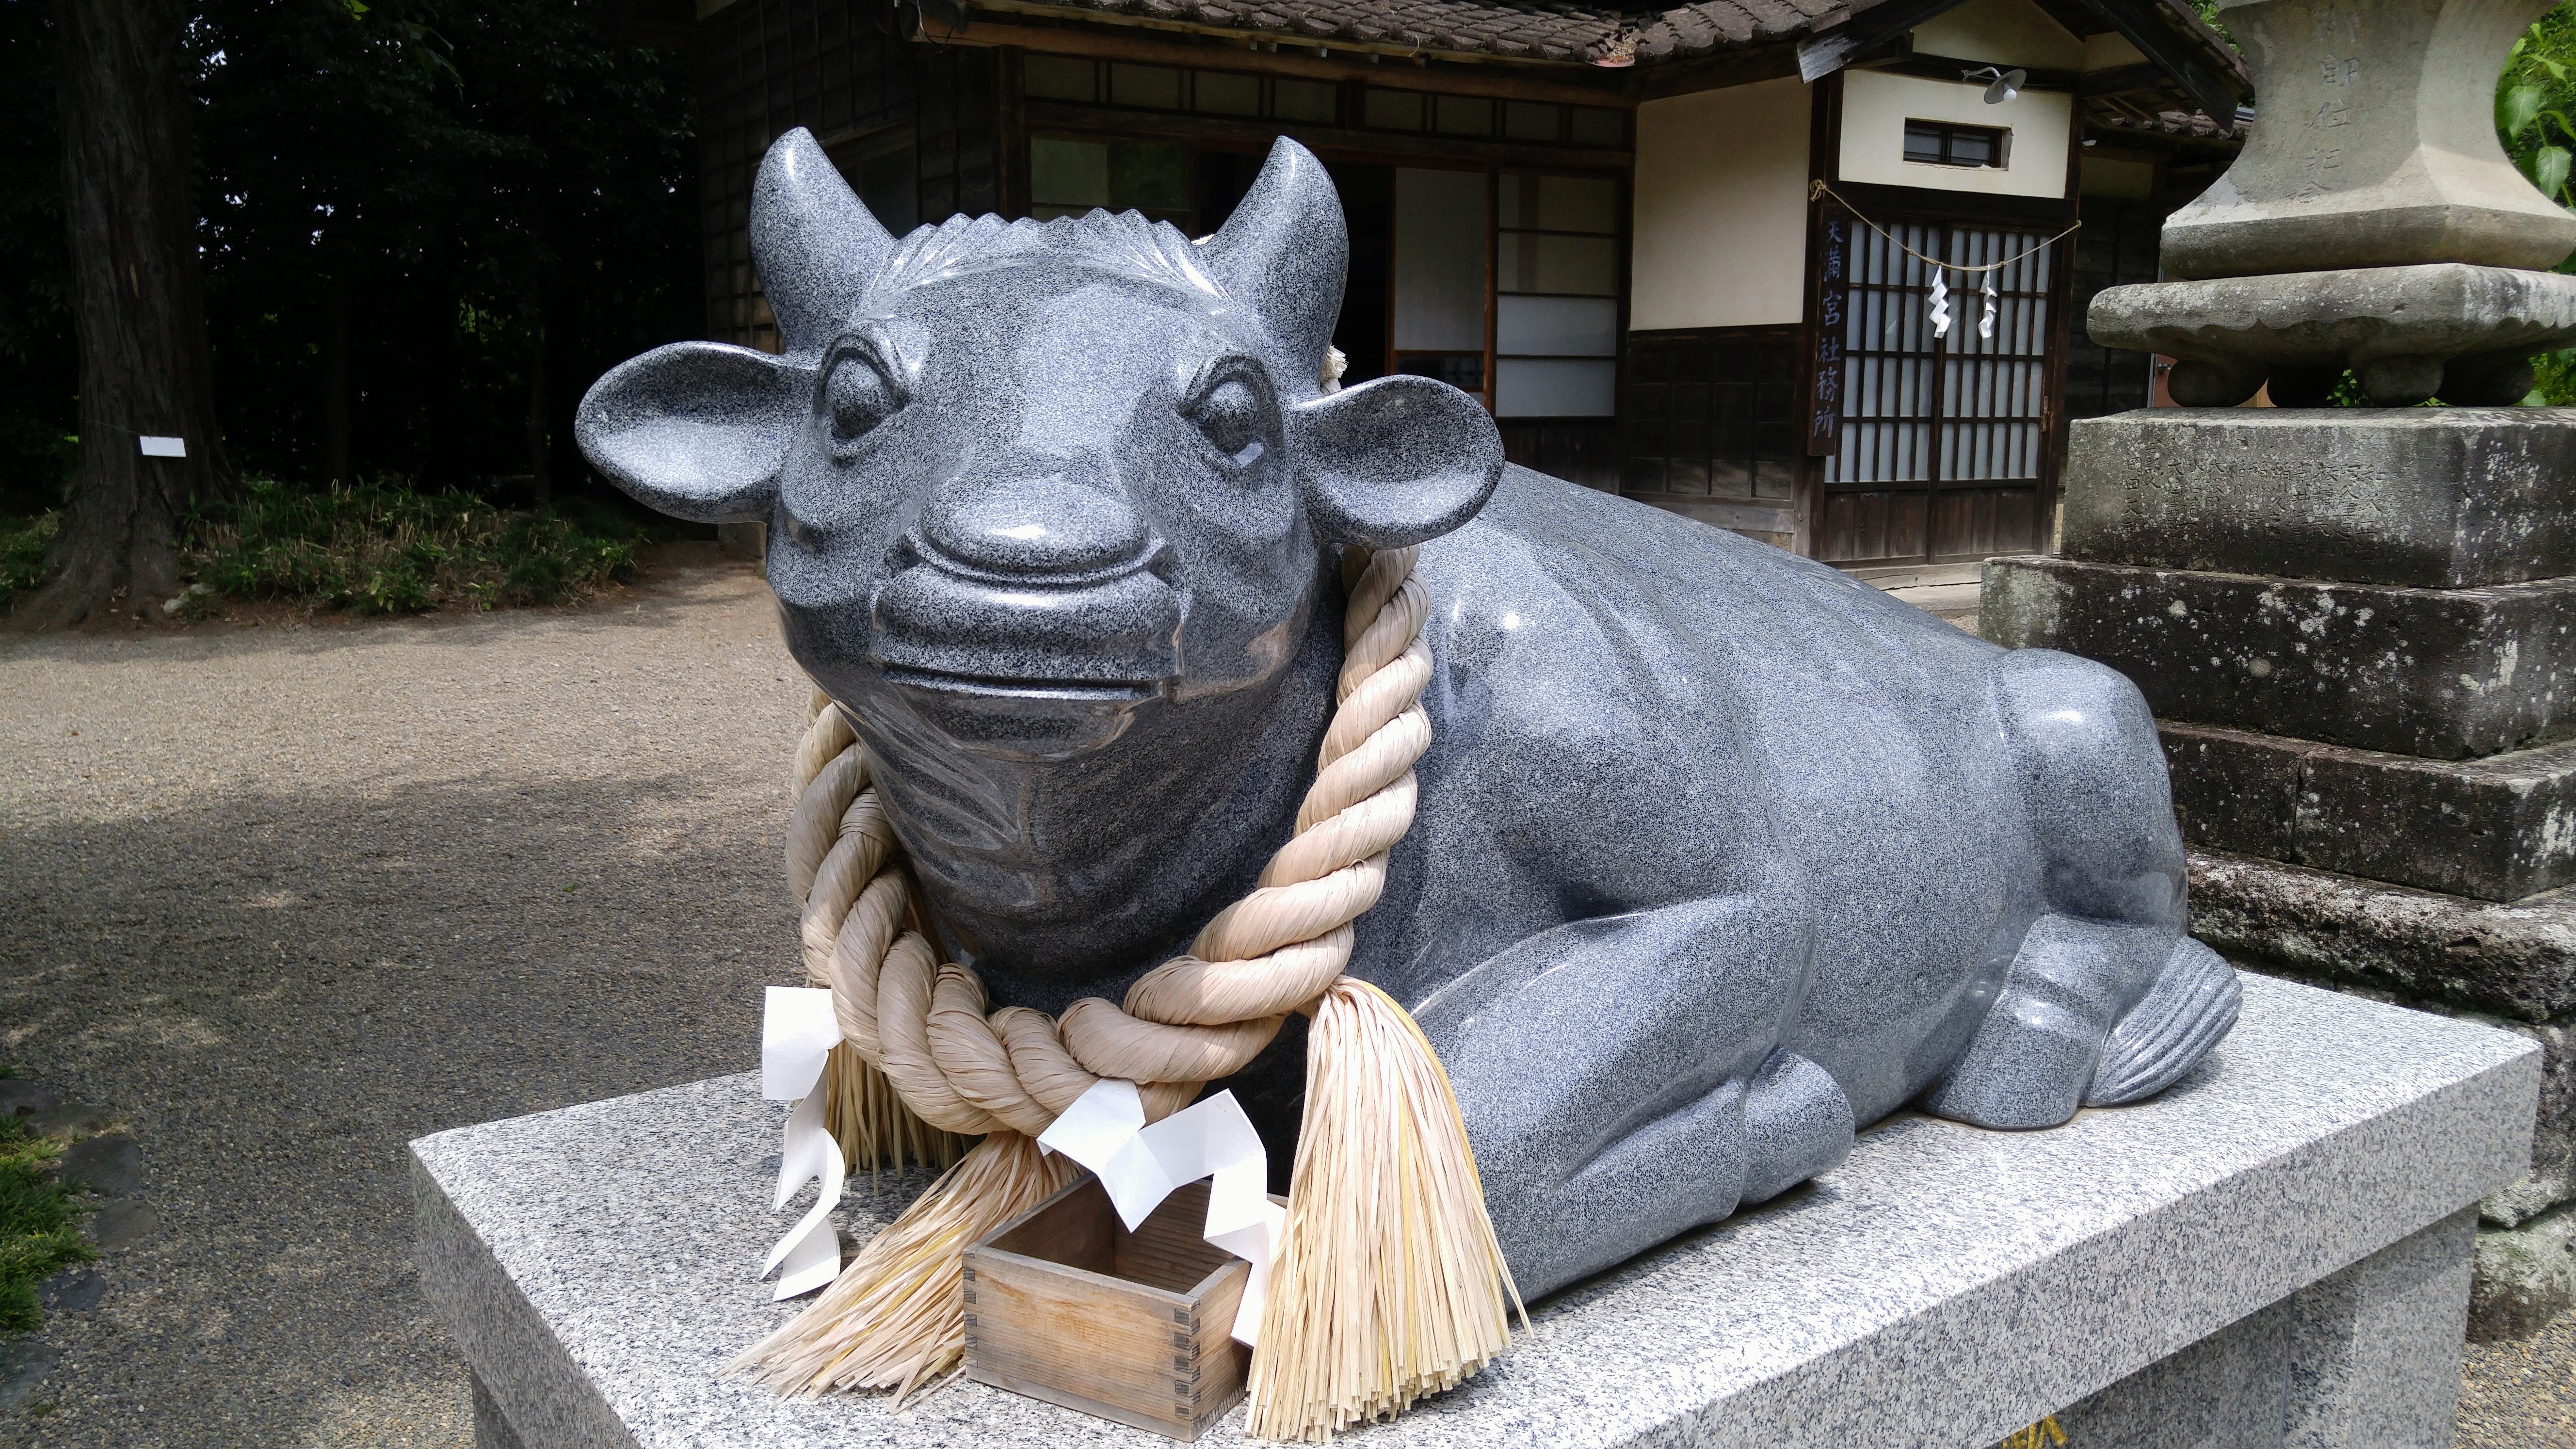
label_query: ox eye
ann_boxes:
[822,354,900,448]
[1191,377,1265,465]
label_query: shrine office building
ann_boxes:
[682,0,2246,573]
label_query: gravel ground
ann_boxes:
[2463,1314,2576,1448]
[0,544,804,1447]
[0,541,2564,1446]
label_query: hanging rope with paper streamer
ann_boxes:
[731,544,1525,1441]
[1810,179,2072,346]
[1807,179,2080,274]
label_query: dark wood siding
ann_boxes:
[1618,327,1800,541]
[2063,198,2162,420]
[1502,423,1619,491]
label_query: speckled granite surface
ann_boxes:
[413,974,2537,1449]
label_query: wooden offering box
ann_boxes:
[962,1176,1265,1440]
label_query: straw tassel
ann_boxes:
[1247,978,1525,1442]
[729,1131,1081,1403]
[821,1042,968,1180]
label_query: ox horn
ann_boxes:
[1201,137,1348,393]
[751,127,897,363]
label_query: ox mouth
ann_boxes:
[869,559,1183,687]
[867,562,1182,758]
[876,666,1162,704]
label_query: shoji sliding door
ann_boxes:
[1818,220,2060,565]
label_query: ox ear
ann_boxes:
[1289,374,1503,548]
[1200,138,1345,385]
[576,341,810,524]
[753,128,896,362]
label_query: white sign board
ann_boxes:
[139,435,186,458]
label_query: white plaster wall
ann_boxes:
[1631,77,1812,331]
[1837,71,2072,199]
[1910,0,2084,69]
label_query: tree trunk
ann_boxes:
[322,272,353,487]
[21,0,232,628]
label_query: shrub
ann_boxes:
[177,479,642,617]
[0,512,55,612]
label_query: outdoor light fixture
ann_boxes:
[1964,65,2027,103]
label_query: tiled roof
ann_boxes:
[2084,97,2243,142]
[996,0,2248,126]
[1007,0,1860,64]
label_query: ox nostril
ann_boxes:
[920,476,1151,579]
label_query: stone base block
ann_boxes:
[2085,264,2576,406]
[2470,1205,2576,1342]
[2060,410,2576,589]
[2187,848,2576,1022]
[413,978,2538,1449]
[1981,555,2576,759]
[2164,721,2576,901]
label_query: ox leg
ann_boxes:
[1408,891,1852,1301]
[1923,649,2241,1131]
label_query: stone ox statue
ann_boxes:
[578,132,2239,1299]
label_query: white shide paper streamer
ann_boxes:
[757,985,848,1300]
[1038,1079,1286,1347]
[1927,268,1951,339]
[1979,275,1999,340]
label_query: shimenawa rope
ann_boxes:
[1809,178,2081,273]
[731,544,1523,1441]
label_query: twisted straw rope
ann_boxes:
[786,546,1433,1131]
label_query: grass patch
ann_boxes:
[0,512,57,614]
[0,1113,94,1336]
[177,479,645,617]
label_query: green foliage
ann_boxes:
[0,2,698,507]
[0,6,74,516]
[0,513,58,612]
[177,477,641,616]
[191,0,700,492]
[2536,349,2576,405]
[0,1114,95,1337]
[2500,2,2576,212]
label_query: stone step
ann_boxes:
[1982,555,2576,760]
[2061,409,2576,589]
[2164,720,2576,903]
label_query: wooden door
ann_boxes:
[1818,218,2059,565]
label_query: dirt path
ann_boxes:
[0,546,805,1447]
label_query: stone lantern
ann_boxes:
[2093,0,2576,406]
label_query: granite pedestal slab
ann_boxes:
[1982,554,2576,759]
[2058,410,2576,590]
[414,975,2536,1449]
[2162,720,2576,902]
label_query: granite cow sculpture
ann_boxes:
[577,131,2240,1300]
